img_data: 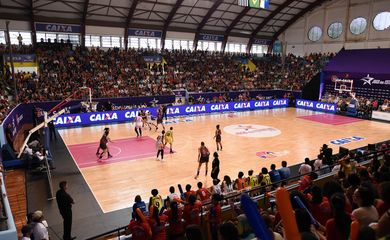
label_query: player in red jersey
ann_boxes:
[97,128,113,160]
[195,142,210,179]
[214,124,223,151]
[156,109,165,131]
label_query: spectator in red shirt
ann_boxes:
[309,186,332,226]
[184,184,196,202]
[165,201,185,239]
[376,182,390,217]
[148,206,168,240]
[298,172,318,193]
[323,180,353,213]
[209,194,222,240]
[196,182,211,202]
[326,193,352,240]
[183,195,202,226]
[127,206,152,240]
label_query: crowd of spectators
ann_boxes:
[124,142,389,240]
[321,93,390,119]
[0,163,8,231]
[0,43,330,120]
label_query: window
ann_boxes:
[373,12,390,31]
[165,39,173,50]
[180,40,188,50]
[226,43,246,53]
[101,36,112,47]
[350,17,367,35]
[173,40,181,50]
[198,41,221,51]
[85,35,92,47]
[128,37,160,49]
[157,39,161,49]
[111,37,120,48]
[90,35,101,47]
[308,26,322,42]
[251,45,267,54]
[328,22,343,39]
[68,35,80,45]
[241,44,246,53]
[147,38,156,49]
[208,42,215,51]
[0,31,6,44]
[216,42,221,51]
[9,31,32,45]
[101,36,121,48]
[129,37,139,49]
[189,41,193,50]
[85,35,101,47]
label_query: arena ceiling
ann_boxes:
[0,0,328,45]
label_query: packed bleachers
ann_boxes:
[320,92,390,119]
[79,142,389,240]
[1,44,330,101]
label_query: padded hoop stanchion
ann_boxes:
[275,187,300,240]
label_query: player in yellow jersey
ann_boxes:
[165,127,174,153]
[148,189,163,213]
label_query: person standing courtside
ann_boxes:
[56,181,76,240]
[48,120,57,141]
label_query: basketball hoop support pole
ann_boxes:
[44,111,55,200]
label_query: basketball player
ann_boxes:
[98,128,113,160]
[96,127,109,156]
[156,130,165,161]
[134,113,143,137]
[195,142,210,179]
[165,127,174,153]
[140,110,147,127]
[214,124,223,151]
[156,109,165,131]
[145,111,157,131]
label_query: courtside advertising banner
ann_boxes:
[295,99,336,113]
[53,99,289,127]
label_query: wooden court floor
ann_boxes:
[58,108,390,213]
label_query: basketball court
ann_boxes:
[58,108,389,213]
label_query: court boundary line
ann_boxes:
[59,133,108,213]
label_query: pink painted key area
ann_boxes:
[68,136,170,168]
[298,113,363,125]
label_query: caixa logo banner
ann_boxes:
[53,108,157,127]
[296,99,336,113]
[54,100,289,127]
[166,99,289,117]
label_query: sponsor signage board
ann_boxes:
[35,22,81,33]
[296,99,337,113]
[53,99,288,127]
